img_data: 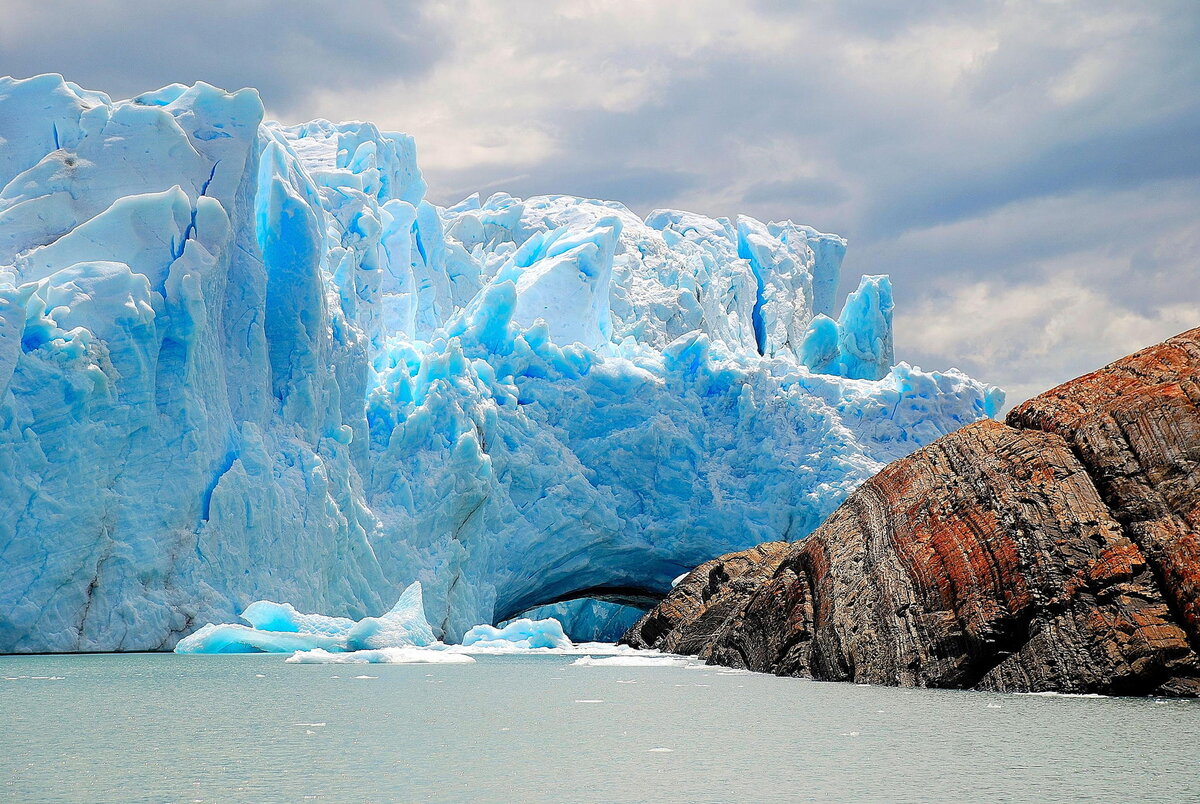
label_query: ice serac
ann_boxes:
[0,75,1001,653]
[837,275,893,381]
[624,329,1200,696]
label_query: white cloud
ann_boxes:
[899,276,1198,407]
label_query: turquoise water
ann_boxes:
[1,652,1197,803]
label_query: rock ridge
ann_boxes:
[623,327,1200,695]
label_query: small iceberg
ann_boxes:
[175,582,436,654]
[174,587,680,666]
[173,624,346,654]
[286,648,476,665]
[176,585,582,662]
[461,618,572,650]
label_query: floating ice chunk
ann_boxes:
[173,623,344,654]
[286,648,475,664]
[240,601,356,636]
[503,599,645,643]
[346,582,436,649]
[571,655,689,667]
[1016,691,1108,698]
[461,617,572,650]
[176,584,434,654]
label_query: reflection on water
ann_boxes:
[1,652,1197,803]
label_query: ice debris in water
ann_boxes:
[175,583,583,662]
[0,75,1004,652]
[344,583,436,650]
[286,648,475,665]
[173,624,346,655]
[571,655,690,667]
[461,617,572,650]
[503,600,644,643]
[175,583,436,654]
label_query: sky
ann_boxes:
[2,0,1198,406]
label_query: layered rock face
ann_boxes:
[624,328,1200,695]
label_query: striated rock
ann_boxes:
[1008,328,1200,650]
[622,542,788,655]
[624,328,1200,695]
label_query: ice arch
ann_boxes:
[496,585,666,625]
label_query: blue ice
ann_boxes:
[0,75,1003,652]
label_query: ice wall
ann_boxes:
[0,76,1003,651]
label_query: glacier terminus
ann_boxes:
[0,75,1002,652]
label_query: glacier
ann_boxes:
[0,75,1002,653]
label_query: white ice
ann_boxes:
[461,618,572,650]
[571,655,691,667]
[285,647,475,664]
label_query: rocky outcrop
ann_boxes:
[623,328,1200,695]
[623,543,789,656]
[1008,331,1200,652]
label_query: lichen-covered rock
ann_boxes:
[625,328,1200,696]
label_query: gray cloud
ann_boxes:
[743,178,848,207]
[1,0,1197,407]
[0,0,445,110]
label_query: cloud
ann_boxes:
[743,177,849,208]
[897,275,1200,408]
[0,0,446,109]
[0,0,1196,403]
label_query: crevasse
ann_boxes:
[0,76,1003,651]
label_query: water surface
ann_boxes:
[2,652,1197,803]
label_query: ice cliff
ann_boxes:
[0,75,1002,652]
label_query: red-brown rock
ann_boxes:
[623,328,1200,696]
[1008,327,1200,649]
